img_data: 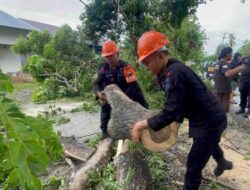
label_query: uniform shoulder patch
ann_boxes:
[123,65,137,83]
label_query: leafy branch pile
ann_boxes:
[12,25,100,102]
[0,71,63,190]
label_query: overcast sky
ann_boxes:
[1,0,250,55]
[197,0,250,54]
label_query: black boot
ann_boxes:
[244,109,250,118]
[214,158,233,177]
[235,108,245,114]
[101,132,109,140]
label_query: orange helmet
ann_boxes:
[101,40,119,57]
[137,31,170,63]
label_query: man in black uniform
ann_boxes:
[132,31,233,190]
[94,40,148,138]
[235,54,250,117]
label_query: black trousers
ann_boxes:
[183,120,226,190]
[100,104,111,135]
[239,81,250,109]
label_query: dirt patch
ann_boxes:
[160,120,250,190]
[11,75,33,83]
[40,160,72,190]
[205,142,250,190]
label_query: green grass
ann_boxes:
[56,116,70,126]
[86,163,119,190]
[70,101,100,113]
[84,134,102,148]
[12,82,37,91]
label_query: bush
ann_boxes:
[136,66,164,109]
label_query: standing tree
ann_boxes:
[172,16,206,62]
[238,40,250,56]
[78,0,122,42]
[79,0,207,62]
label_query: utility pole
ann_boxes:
[221,33,227,44]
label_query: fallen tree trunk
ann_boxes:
[60,136,95,162]
[69,138,113,190]
[115,142,152,190]
[104,84,180,152]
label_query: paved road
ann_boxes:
[21,100,101,140]
[54,111,101,141]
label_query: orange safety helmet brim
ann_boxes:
[101,40,119,57]
[137,31,170,63]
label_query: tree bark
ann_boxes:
[104,84,179,152]
[69,138,113,190]
[115,150,152,190]
[60,136,95,162]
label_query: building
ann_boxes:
[0,10,58,74]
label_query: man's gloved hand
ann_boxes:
[97,91,107,105]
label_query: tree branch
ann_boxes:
[38,73,78,92]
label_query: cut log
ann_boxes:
[69,138,113,190]
[60,136,95,162]
[115,150,152,190]
[104,84,180,152]
[115,139,124,157]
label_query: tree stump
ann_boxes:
[115,150,152,190]
[104,84,179,152]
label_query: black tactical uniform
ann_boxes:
[147,59,228,190]
[93,60,148,136]
[239,56,250,115]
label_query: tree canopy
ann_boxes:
[238,40,250,56]
[79,0,207,62]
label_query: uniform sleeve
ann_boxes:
[93,64,105,96]
[242,57,250,66]
[147,70,185,131]
[220,61,230,74]
[229,60,242,69]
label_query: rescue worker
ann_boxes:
[235,52,250,117]
[93,40,148,139]
[213,47,245,113]
[206,62,215,80]
[131,31,233,190]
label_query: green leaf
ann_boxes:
[0,134,6,159]
[0,72,13,93]
[0,89,62,189]
[24,116,63,159]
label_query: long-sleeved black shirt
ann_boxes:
[93,60,148,108]
[241,56,250,82]
[147,59,226,138]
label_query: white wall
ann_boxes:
[0,26,30,73]
[0,26,28,45]
[0,44,21,73]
